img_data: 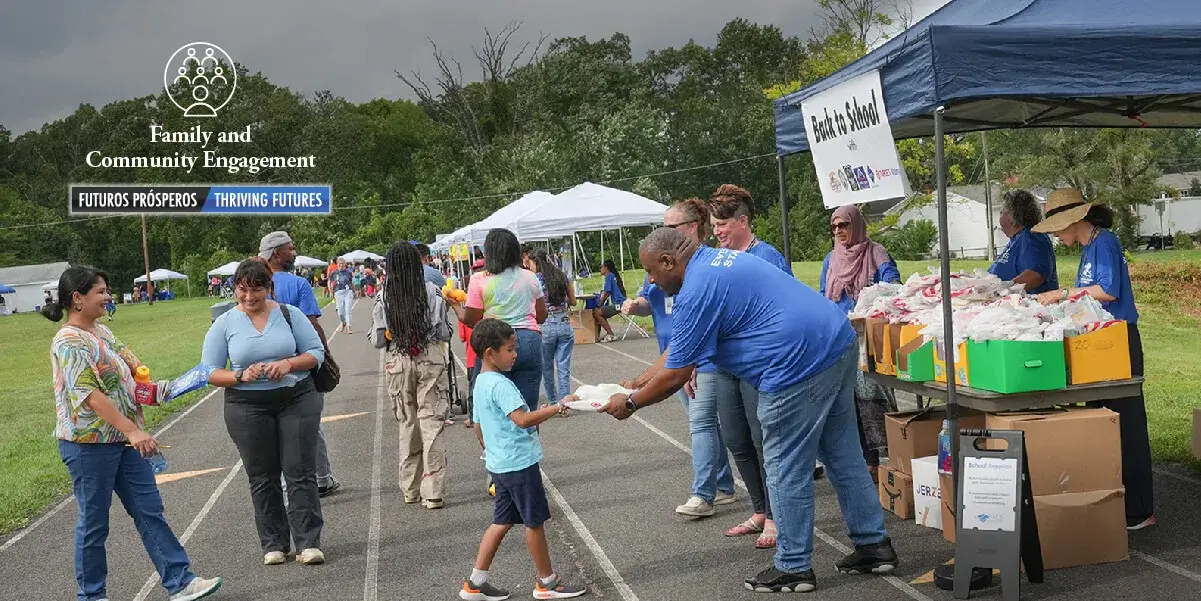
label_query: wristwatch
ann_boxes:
[233,369,245,383]
[625,393,640,414]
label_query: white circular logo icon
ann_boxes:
[164,42,237,118]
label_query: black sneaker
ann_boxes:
[460,579,510,601]
[318,480,341,498]
[836,539,899,575]
[743,566,817,593]
[813,464,825,480]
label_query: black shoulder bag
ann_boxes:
[281,305,341,393]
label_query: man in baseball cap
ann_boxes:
[260,230,342,497]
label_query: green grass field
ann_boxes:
[0,289,332,535]
[1,258,1197,537]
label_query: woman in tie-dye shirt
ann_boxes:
[454,229,547,410]
[45,265,223,601]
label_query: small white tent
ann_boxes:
[340,250,383,263]
[134,268,189,283]
[464,191,557,246]
[207,261,240,277]
[295,255,329,268]
[509,183,668,241]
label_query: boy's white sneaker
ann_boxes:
[263,551,286,565]
[169,576,223,601]
[296,548,325,565]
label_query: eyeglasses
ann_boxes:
[664,220,696,229]
[831,222,851,231]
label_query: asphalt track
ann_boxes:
[4,300,1201,600]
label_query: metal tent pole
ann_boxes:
[934,106,960,430]
[619,227,625,273]
[777,155,791,263]
[983,131,996,261]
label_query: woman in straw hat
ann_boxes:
[1031,187,1155,531]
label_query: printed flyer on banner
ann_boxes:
[801,70,909,209]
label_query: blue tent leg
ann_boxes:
[777,155,790,263]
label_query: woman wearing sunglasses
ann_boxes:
[820,205,901,480]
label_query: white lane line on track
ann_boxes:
[133,460,244,601]
[363,350,385,601]
[450,353,639,601]
[0,299,350,554]
[586,346,932,600]
[594,343,1201,591]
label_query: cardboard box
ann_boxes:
[985,408,1122,497]
[933,340,970,386]
[1033,489,1128,570]
[878,465,914,519]
[897,338,935,382]
[912,456,943,530]
[940,473,956,543]
[570,310,597,345]
[868,319,900,376]
[1065,321,1132,385]
[1193,408,1201,460]
[886,407,985,475]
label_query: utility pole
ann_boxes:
[141,214,154,306]
[982,131,995,261]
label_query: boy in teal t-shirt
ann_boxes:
[461,319,586,601]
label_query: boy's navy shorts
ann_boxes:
[491,463,550,527]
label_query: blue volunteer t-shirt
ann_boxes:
[271,272,322,317]
[665,246,856,393]
[602,272,627,305]
[639,274,673,353]
[473,371,543,474]
[819,251,902,314]
[746,239,793,276]
[1077,229,1138,324]
[989,228,1059,295]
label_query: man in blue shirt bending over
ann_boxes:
[260,231,341,497]
[602,227,897,593]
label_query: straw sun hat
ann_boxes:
[1031,188,1093,234]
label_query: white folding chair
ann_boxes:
[618,313,651,341]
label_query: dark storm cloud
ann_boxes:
[0,0,947,135]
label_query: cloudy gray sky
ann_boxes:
[0,0,947,136]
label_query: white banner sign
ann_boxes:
[801,70,908,209]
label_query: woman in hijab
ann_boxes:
[819,205,901,479]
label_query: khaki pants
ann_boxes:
[386,344,448,501]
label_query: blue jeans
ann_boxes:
[709,370,771,518]
[508,327,544,411]
[59,441,195,601]
[684,372,736,504]
[541,317,575,403]
[334,289,354,327]
[757,344,888,573]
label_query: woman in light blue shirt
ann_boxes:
[202,258,328,566]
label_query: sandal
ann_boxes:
[725,519,764,537]
[755,521,778,549]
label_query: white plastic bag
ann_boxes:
[567,384,633,412]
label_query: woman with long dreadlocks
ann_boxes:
[381,241,452,509]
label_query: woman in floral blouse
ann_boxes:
[45,265,223,601]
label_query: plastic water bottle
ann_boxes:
[937,419,952,475]
[147,451,168,474]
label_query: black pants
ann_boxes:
[1089,323,1154,521]
[224,376,324,553]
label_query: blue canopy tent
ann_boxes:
[772,1,1201,590]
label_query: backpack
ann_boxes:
[368,282,451,350]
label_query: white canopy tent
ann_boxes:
[134,268,190,297]
[207,261,240,277]
[340,250,383,263]
[463,191,558,246]
[509,183,668,241]
[294,255,328,268]
[430,225,472,252]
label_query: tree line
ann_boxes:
[3,2,1199,293]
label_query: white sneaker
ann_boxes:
[297,548,325,565]
[675,496,715,517]
[263,551,286,565]
[714,491,737,506]
[169,576,223,601]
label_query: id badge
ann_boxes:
[664,296,674,315]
